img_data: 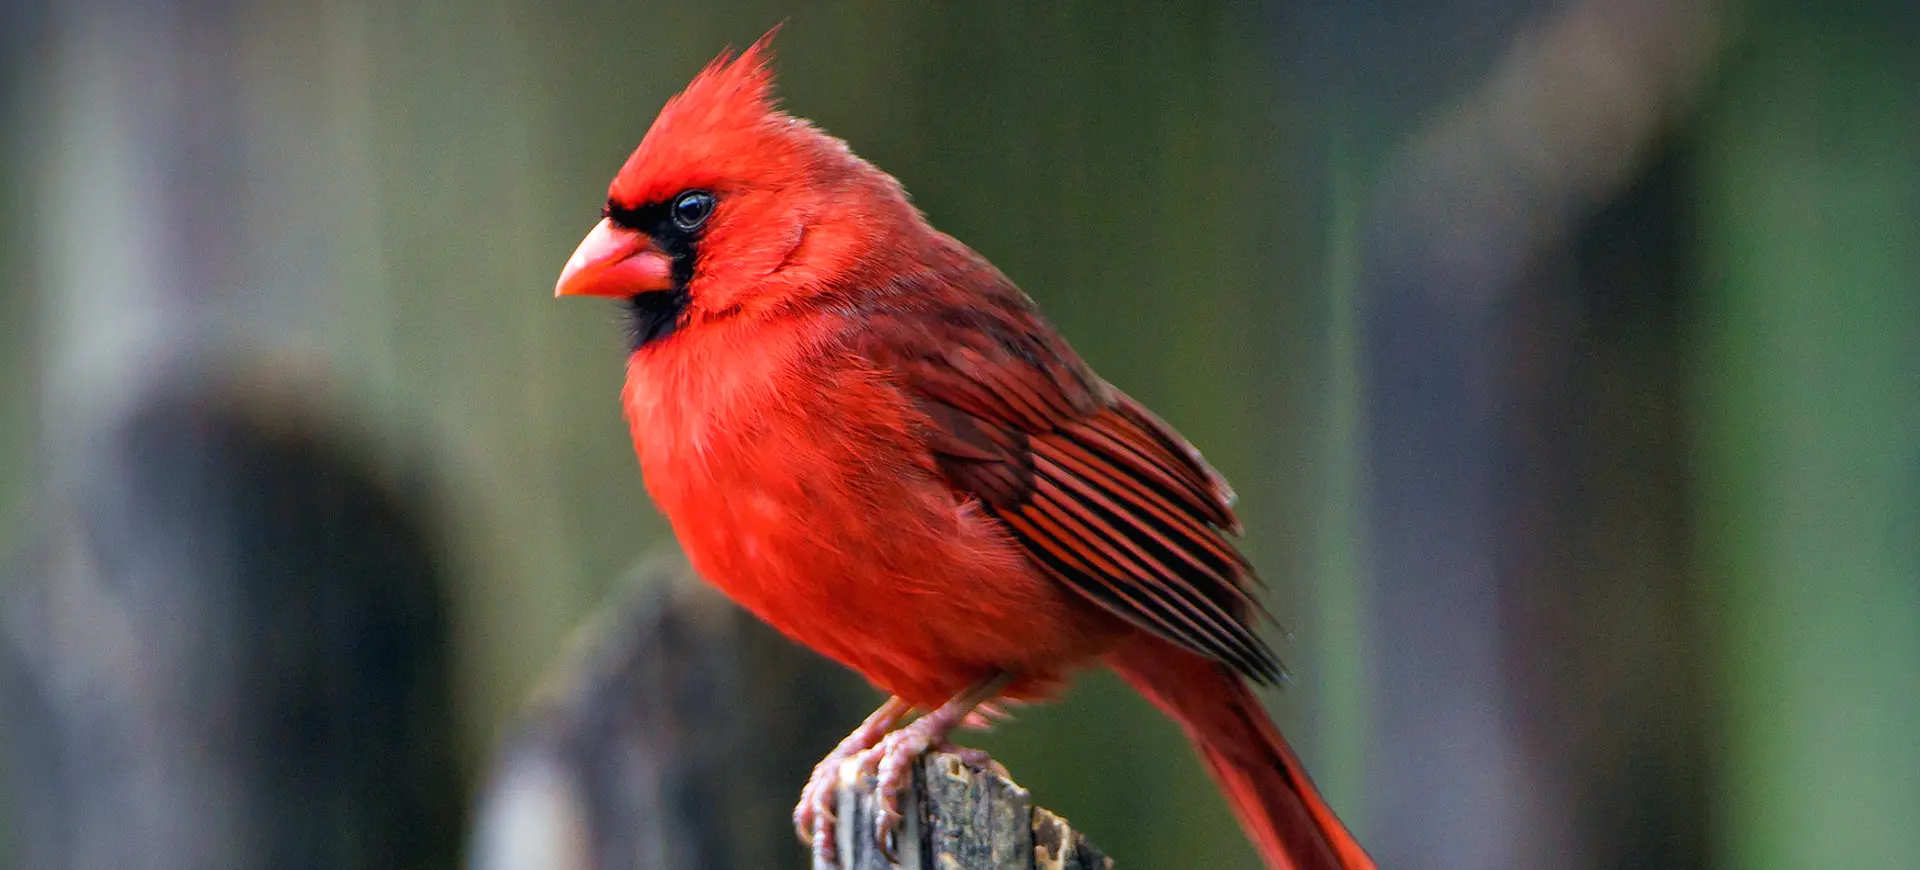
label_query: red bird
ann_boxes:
[555,32,1375,870]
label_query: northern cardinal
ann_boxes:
[555,31,1375,870]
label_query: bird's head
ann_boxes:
[554,29,916,346]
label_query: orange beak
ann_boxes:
[554,218,675,298]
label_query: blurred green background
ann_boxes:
[2,0,1914,868]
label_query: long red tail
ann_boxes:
[1104,634,1376,870]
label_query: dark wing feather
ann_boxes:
[850,278,1281,683]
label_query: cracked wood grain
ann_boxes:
[834,751,1110,870]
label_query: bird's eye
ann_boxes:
[670,190,714,231]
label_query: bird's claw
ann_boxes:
[796,734,919,865]
[796,698,912,866]
[795,753,843,866]
[864,719,956,858]
[855,736,999,859]
[794,683,1000,865]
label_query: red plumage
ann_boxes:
[557,31,1375,870]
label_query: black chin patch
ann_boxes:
[606,196,702,350]
[625,289,688,349]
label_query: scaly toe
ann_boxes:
[793,776,823,843]
[810,812,838,869]
[795,755,851,858]
[875,802,904,860]
[866,732,934,855]
[793,793,817,846]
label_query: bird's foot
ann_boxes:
[861,676,1011,859]
[797,754,848,868]
[808,724,993,863]
[796,698,910,868]
[858,714,947,859]
[801,734,1005,866]
[797,676,1010,865]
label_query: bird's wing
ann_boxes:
[852,289,1281,682]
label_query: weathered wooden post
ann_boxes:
[1,367,464,870]
[832,751,1109,870]
[472,556,1108,870]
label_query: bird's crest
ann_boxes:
[658,28,782,141]
[609,28,803,210]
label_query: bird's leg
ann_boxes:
[939,701,1012,771]
[862,673,1015,857]
[796,696,911,864]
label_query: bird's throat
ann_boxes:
[625,289,688,349]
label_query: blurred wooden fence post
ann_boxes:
[1348,2,1722,866]
[1,366,464,870]
[470,557,1108,870]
